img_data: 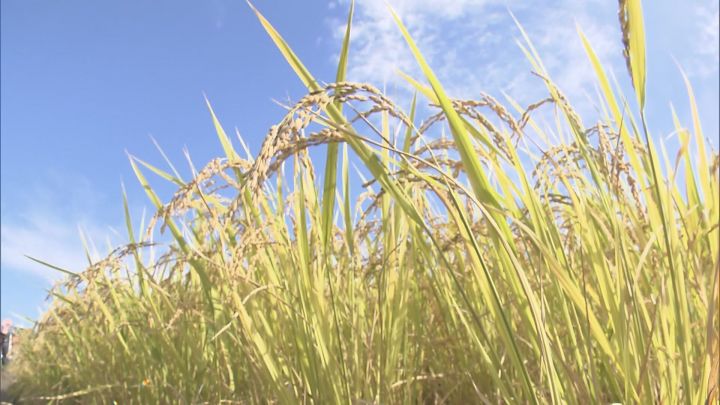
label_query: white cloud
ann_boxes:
[1,218,99,283]
[328,0,622,110]
[0,174,121,283]
[688,2,719,77]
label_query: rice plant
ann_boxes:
[7,0,719,403]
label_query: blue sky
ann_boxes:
[1,0,718,325]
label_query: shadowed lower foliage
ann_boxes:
[8,1,719,403]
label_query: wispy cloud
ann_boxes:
[328,0,622,109]
[1,173,121,283]
[687,2,719,77]
[211,0,228,30]
[0,217,114,283]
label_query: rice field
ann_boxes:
[6,0,719,403]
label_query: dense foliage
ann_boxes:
[9,1,719,403]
